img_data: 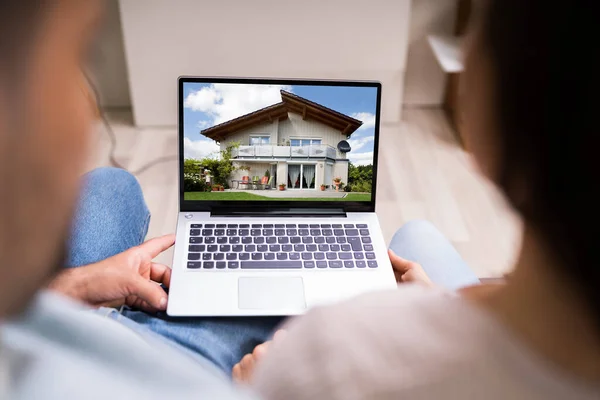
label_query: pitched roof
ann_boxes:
[200,90,363,141]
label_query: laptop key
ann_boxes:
[264,253,275,260]
[191,224,202,228]
[366,253,376,260]
[332,224,343,229]
[299,224,309,228]
[257,245,268,252]
[214,253,225,261]
[347,237,362,251]
[189,245,205,252]
[275,229,285,236]
[362,237,372,244]
[239,229,250,236]
[290,237,301,244]
[360,229,370,236]
[314,252,325,260]
[334,229,344,236]
[294,244,305,252]
[301,253,312,260]
[245,245,256,252]
[190,229,201,236]
[229,237,240,244]
[217,237,228,244]
[242,237,252,244]
[344,261,354,268]
[354,252,365,260]
[241,261,302,269]
[298,229,309,236]
[330,244,341,252]
[266,237,277,244]
[357,224,368,228]
[251,229,261,236]
[263,229,274,236]
[202,229,213,236]
[252,224,262,228]
[277,236,289,244]
[316,261,327,268]
[228,261,239,269]
[216,261,226,269]
[269,245,281,252]
[322,229,333,236]
[310,224,320,229]
[226,253,237,260]
[254,237,265,244]
[217,224,226,228]
[326,253,337,260]
[368,261,378,268]
[204,237,216,244]
[326,237,336,244]
[321,224,331,229]
[306,244,317,252]
[318,244,329,252]
[289,253,301,260]
[232,245,243,252]
[207,245,218,252]
[189,237,202,244]
[226,229,237,236]
[263,224,273,228]
[239,253,250,260]
[286,224,297,228]
[282,245,293,252]
[341,244,351,252]
[302,236,314,244]
[205,224,215,228]
[329,261,343,268]
[219,245,231,252]
[286,229,298,236]
[202,253,212,260]
[364,244,374,251]
[277,253,288,260]
[203,261,215,269]
[239,224,250,228]
[310,229,321,236]
[344,224,354,228]
[356,260,367,268]
[187,262,202,269]
[339,252,352,260]
[315,237,325,244]
[252,253,263,260]
[275,224,285,228]
[345,229,359,236]
[227,224,238,228]
[304,261,315,268]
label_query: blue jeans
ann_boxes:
[67,167,478,376]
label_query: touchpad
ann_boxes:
[238,277,306,310]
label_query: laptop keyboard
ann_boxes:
[187,223,377,270]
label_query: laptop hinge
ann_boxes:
[210,207,346,218]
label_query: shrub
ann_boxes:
[183,174,207,192]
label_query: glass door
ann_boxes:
[288,164,316,189]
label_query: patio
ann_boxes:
[226,189,348,198]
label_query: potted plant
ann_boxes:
[320,184,326,191]
[212,185,220,192]
[333,177,342,191]
[278,183,286,191]
[219,185,225,192]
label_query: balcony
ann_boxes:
[232,145,337,160]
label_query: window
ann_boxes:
[250,136,270,146]
[290,138,322,146]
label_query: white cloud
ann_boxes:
[184,137,220,160]
[351,112,376,131]
[347,135,374,152]
[348,151,374,166]
[196,120,211,129]
[184,83,292,126]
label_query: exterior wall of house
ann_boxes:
[278,113,347,158]
[219,120,278,150]
[333,160,349,185]
[276,162,288,187]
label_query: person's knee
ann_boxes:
[84,167,143,202]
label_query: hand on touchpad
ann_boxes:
[238,277,306,310]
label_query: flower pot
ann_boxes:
[320,186,326,191]
[334,183,340,192]
[279,187,285,191]
[220,188,224,191]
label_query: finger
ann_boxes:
[239,353,255,382]
[137,234,176,259]
[388,249,416,274]
[273,329,287,341]
[252,341,271,359]
[150,263,172,288]
[128,275,168,310]
[232,363,242,382]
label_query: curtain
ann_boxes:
[303,165,315,189]
[288,165,300,189]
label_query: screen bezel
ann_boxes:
[179,76,382,213]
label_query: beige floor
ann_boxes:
[89,108,522,278]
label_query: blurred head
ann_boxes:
[462,1,599,325]
[0,0,101,318]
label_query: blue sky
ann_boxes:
[182,82,378,165]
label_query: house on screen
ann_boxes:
[200,90,362,190]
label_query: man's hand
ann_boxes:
[49,234,175,312]
[389,249,433,287]
[232,330,287,384]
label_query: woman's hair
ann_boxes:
[483,0,599,325]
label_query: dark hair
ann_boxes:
[483,1,599,325]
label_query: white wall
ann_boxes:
[279,114,346,158]
[90,0,131,108]
[403,0,458,105]
[118,0,411,127]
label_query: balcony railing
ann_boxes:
[232,145,337,160]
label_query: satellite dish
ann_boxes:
[337,140,351,153]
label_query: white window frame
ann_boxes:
[289,138,322,147]
[249,135,271,146]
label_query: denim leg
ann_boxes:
[67,167,150,267]
[70,167,283,376]
[389,220,480,291]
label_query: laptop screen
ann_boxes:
[180,79,379,205]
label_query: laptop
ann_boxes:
[167,77,396,317]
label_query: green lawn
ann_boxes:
[184,192,371,202]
